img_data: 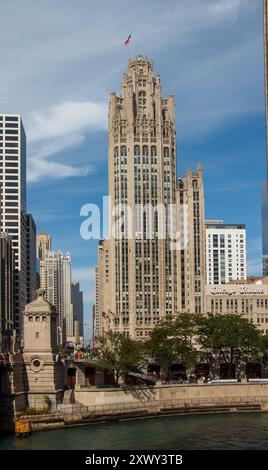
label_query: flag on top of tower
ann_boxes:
[124,34,131,46]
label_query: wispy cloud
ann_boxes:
[27,101,107,142]
[26,101,107,182]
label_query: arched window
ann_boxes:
[151,146,157,157]
[114,146,118,158]
[164,147,169,158]
[192,179,198,189]
[138,91,146,111]
[121,146,127,157]
[134,145,140,156]
[142,145,148,156]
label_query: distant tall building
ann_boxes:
[206,221,247,285]
[36,230,51,289]
[40,251,73,343]
[0,233,14,351]
[26,214,37,304]
[0,114,27,338]
[62,254,73,340]
[95,57,206,339]
[94,241,112,337]
[92,304,96,341]
[71,281,84,337]
[263,0,268,274]
[36,230,52,260]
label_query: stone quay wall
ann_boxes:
[74,382,268,413]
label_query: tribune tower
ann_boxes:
[95,56,206,340]
[107,56,177,338]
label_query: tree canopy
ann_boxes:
[93,330,145,385]
[145,314,202,373]
[198,314,261,365]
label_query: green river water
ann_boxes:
[0,413,268,450]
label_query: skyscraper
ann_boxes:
[40,251,73,343]
[176,166,206,314]
[110,56,177,339]
[0,233,14,351]
[71,281,84,338]
[26,214,37,304]
[206,221,247,285]
[0,114,27,337]
[95,57,206,339]
[94,240,111,337]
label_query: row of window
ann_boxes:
[114,145,172,157]
[0,116,18,122]
[28,315,47,322]
[0,129,19,135]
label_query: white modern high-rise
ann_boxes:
[62,254,73,340]
[40,251,73,343]
[0,114,27,337]
[206,220,247,285]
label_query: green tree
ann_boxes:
[260,334,268,364]
[145,314,202,374]
[94,331,145,385]
[198,314,261,369]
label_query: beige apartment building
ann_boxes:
[40,251,73,343]
[206,276,268,335]
[94,57,206,339]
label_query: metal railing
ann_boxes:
[63,395,268,417]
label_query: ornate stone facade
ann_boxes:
[95,57,206,339]
[23,288,64,409]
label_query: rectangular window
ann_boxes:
[5,149,18,154]
[5,123,18,128]
[5,130,18,135]
[5,188,18,193]
[5,116,18,122]
[5,143,18,148]
[5,156,18,160]
[5,175,18,180]
[5,136,18,141]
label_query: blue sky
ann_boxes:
[0,0,265,342]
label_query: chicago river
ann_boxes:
[1,413,268,450]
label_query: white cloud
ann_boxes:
[27,101,107,142]
[26,101,107,183]
[0,0,261,179]
[28,158,91,183]
[207,0,242,22]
